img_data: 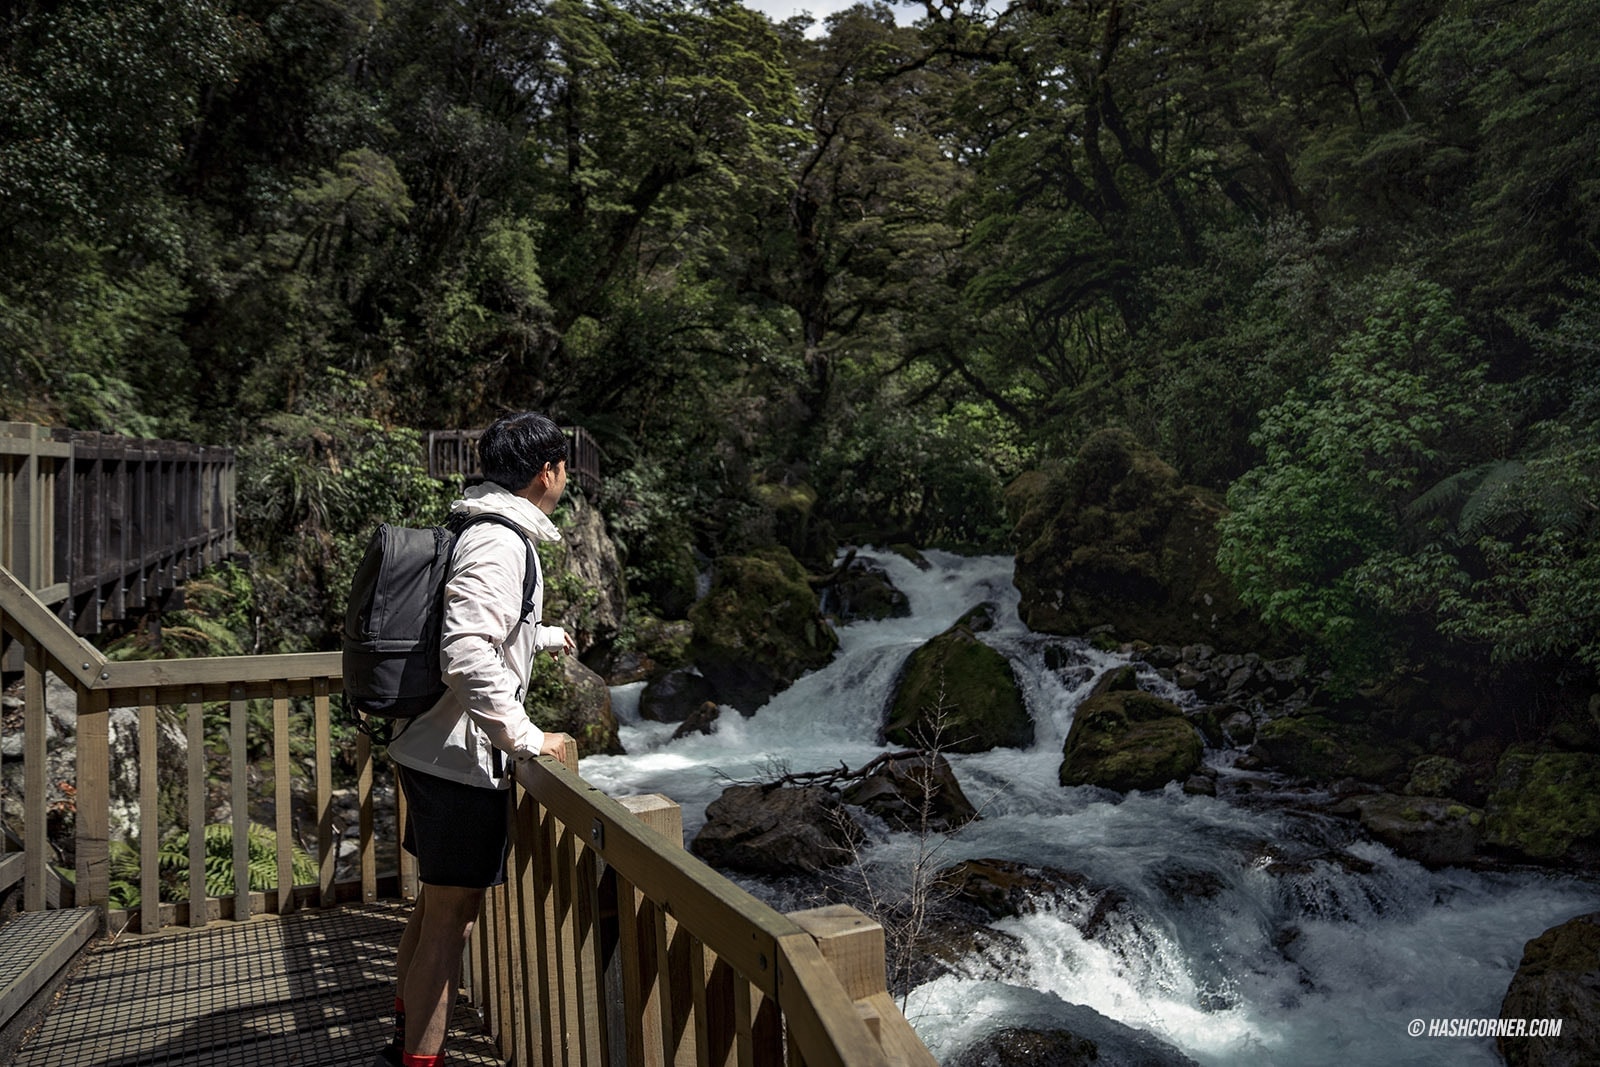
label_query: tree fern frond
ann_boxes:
[1459,461,1530,540]
[1406,463,1495,524]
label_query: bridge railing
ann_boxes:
[0,564,936,1066]
[0,422,235,637]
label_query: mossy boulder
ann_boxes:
[1333,793,1484,867]
[526,655,623,756]
[821,557,910,622]
[1011,429,1269,648]
[1499,912,1600,1066]
[1002,469,1054,527]
[884,619,1032,753]
[1252,713,1412,786]
[752,475,836,571]
[687,547,838,714]
[1403,755,1469,799]
[539,494,627,656]
[1485,748,1600,863]
[1060,689,1203,792]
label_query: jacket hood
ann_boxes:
[451,481,563,543]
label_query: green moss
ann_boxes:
[886,626,1031,753]
[1011,430,1270,649]
[687,546,838,712]
[753,479,818,514]
[1059,690,1202,792]
[1255,713,1412,784]
[1485,749,1600,861]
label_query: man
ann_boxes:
[378,412,576,1067]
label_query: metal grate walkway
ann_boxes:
[13,903,503,1067]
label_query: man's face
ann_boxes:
[534,458,567,514]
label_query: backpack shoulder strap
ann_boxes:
[449,512,541,622]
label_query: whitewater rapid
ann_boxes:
[579,549,1600,1065]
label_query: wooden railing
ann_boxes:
[0,563,936,1066]
[428,426,604,497]
[0,422,235,637]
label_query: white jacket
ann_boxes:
[387,482,566,789]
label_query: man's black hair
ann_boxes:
[478,412,569,491]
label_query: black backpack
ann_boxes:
[342,512,540,720]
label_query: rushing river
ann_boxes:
[579,549,1600,1065]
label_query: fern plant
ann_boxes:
[107,823,319,908]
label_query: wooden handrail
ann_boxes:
[1,561,935,1064]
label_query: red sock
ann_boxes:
[401,1055,442,1067]
[391,997,405,1048]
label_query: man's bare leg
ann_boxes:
[400,883,484,1056]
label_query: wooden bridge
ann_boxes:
[0,554,937,1064]
[0,422,236,637]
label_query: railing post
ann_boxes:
[788,906,938,1067]
[230,685,251,920]
[138,687,159,933]
[315,679,335,908]
[75,682,111,922]
[615,794,687,1067]
[23,637,47,912]
[186,687,207,927]
[357,730,377,903]
[272,680,294,914]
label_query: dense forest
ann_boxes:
[3,0,1597,704]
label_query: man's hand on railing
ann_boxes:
[536,731,574,759]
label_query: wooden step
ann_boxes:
[0,852,22,894]
[0,908,99,1029]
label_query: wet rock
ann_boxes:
[639,668,717,723]
[841,752,977,832]
[950,1012,1201,1067]
[820,557,910,622]
[671,701,721,739]
[688,547,839,714]
[1252,713,1414,787]
[889,544,931,570]
[1060,690,1203,792]
[1152,863,1228,901]
[1484,748,1600,864]
[691,785,863,875]
[596,648,656,687]
[1182,775,1217,797]
[885,621,1032,753]
[951,1028,1098,1067]
[1233,750,1265,771]
[957,601,1000,633]
[1332,793,1484,867]
[1137,645,1183,670]
[937,859,1102,921]
[1499,911,1600,1066]
[1089,664,1141,697]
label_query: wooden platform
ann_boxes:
[12,903,504,1067]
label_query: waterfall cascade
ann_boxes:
[581,549,1600,1065]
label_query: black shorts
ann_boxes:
[397,766,512,889]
